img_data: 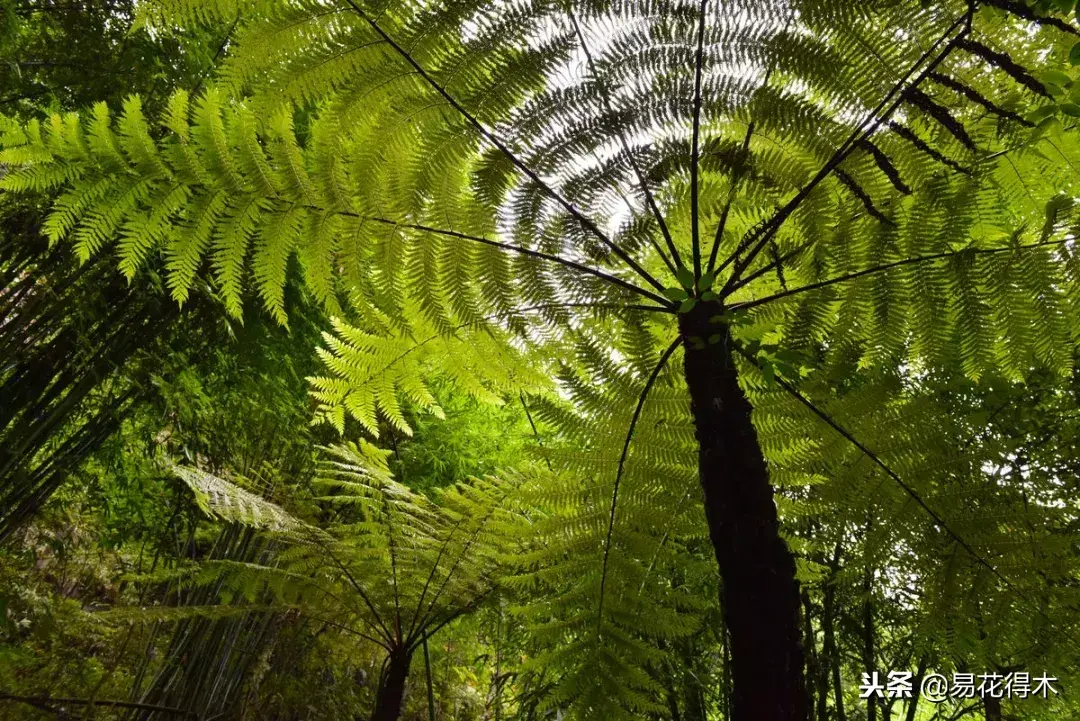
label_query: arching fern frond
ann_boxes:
[171,464,312,535]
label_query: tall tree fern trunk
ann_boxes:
[371,650,411,721]
[679,302,808,721]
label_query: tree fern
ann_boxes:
[159,443,523,720]
[6,1,1080,717]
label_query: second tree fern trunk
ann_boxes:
[370,651,411,721]
[679,302,809,721]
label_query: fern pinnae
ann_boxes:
[232,104,281,198]
[44,176,118,246]
[745,348,1080,652]
[408,477,520,643]
[214,192,268,318]
[299,209,343,314]
[363,215,669,306]
[706,120,757,276]
[596,337,680,632]
[267,106,318,205]
[117,183,192,280]
[340,0,667,295]
[688,0,708,279]
[192,88,247,194]
[953,37,1051,99]
[403,506,483,644]
[252,203,303,326]
[73,176,158,263]
[86,101,131,173]
[314,530,397,643]
[729,234,1080,313]
[634,475,702,599]
[170,464,309,535]
[564,5,680,273]
[379,483,405,641]
[704,39,794,278]
[162,470,397,636]
[926,71,1034,128]
[118,95,171,177]
[166,187,228,304]
[723,6,973,292]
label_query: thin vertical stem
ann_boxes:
[424,636,436,721]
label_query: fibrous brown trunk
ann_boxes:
[679,303,809,721]
[371,650,411,721]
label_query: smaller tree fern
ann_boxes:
[147,441,524,721]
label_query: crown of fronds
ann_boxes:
[160,442,524,654]
[3,0,1080,423]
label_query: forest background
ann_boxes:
[3,1,1080,720]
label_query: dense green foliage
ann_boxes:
[4,0,1080,720]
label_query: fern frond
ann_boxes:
[171,464,311,534]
